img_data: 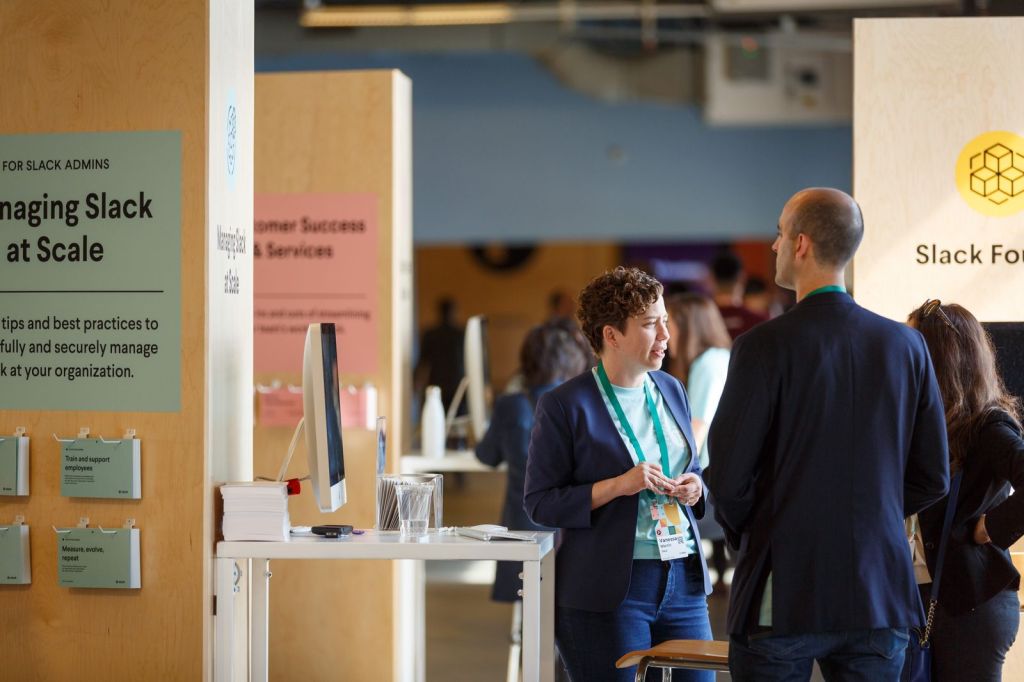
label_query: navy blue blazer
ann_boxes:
[524,369,712,612]
[706,291,950,636]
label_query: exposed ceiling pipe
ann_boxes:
[300,1,710,28]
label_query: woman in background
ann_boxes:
[907,299,1024,681]
[665,293,732,466]
[476,323,589,601]
[666,293,732,594]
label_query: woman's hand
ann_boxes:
[974,514,992,545]
[670,473,702,506]
[619,462,680,497]
[591,462,678,509]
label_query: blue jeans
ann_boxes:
[556,557,713,682]
[930,588,1019,682]
[729,628,909,682]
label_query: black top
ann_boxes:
[919,410,1024,616]
[475,388,553,601]
[416,324,464,407]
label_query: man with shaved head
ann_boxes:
[706,188,949,680]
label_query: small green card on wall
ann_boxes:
[0,433,29,496]
[60,438,140,499]
[56,527,140,589]
[0,524,31,585]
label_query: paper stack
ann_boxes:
[220,482,290,541]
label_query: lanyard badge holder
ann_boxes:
[596,362,690,561]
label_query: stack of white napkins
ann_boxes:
[220,482,290,541]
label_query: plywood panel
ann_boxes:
[0,1,253,680]
[853,18,1024,322]
[415,244,620,393]
[854,16,1024,674]
[254,71,413,681]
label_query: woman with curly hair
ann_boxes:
[525,267,713,681]
[907,300,1024,681]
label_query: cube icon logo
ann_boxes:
[957,131,1024,216]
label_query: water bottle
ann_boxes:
[421,386,446,458]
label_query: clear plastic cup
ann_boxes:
[395,481,433,538]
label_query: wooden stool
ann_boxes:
[616,639,730,681]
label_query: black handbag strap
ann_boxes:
[929,471,962,602]
[920,471,962,646]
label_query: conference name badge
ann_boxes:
[651,500,691,561]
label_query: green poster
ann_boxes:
[0,131,180,411]
[56,527,140,589]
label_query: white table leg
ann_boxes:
[540,551,555,682]
[252,558,270,682]
[522,552,555,682]
[214,558,238,682]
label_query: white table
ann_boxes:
[400,450,506,473]
[214,530,555,682]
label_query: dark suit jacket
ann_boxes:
[524,369,712,612]
[706,291,949,636]
[920,410,1024,616]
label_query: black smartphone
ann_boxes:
[311,524,353,538]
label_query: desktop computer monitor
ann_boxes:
[303,322,347,512]
[464,315,492,442]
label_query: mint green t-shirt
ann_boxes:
[592,369,697,559]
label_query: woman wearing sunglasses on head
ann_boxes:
[906,300,1024,681]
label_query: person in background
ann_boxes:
[706,188,949,680]
[476,323,589,602]
[547,288,577,325]
[742,276,781,319]
[710,250,768,339]
[906,300,1024,682]
[666,294,732,460]
[666,293,732,593]
[414,297,464,413]
[526,266,712,682]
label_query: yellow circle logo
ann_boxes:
[956,131,1024,216]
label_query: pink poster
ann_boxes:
[254,194,378,374]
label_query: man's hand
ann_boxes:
[670,473,702,506]
[974,514,992,545]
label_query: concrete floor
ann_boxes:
[426,471,824,681]
[424,561,734,681]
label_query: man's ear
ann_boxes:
[794,233,812,261]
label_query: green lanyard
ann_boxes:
[805,284,846,298]
[595,361,673,484]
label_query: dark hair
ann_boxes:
[577,267,664,355]
[546,316,596,369]
[710,251,743,286]
[908,301,1022,472]
[666,293,732,383]
[520,324,590,388]
[792,198,864,267]
[438,297,456,323]
[744,276,768,296]
[548,289,569,312]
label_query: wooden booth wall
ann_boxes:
[252,70,414,681]
[415,243,621,395]
[853,17,1024,676]
[0,1,253,680]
